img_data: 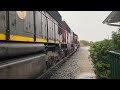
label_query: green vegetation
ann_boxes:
[89,29,120,79]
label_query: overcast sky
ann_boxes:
[59,11,119,42]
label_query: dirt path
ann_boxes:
[75,47,96,79]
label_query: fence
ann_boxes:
[109,51,120,79]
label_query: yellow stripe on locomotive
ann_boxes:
[0,33,61,44]
[10,35,34,42]
[0,34,6,40]
[36,38,47,43]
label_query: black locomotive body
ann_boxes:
[0,11,79,69]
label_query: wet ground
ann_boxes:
[50,47,96,79]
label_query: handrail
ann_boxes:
[109,51,120,55]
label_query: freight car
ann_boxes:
[0,11,79,78]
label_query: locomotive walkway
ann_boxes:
[50,47,96,79]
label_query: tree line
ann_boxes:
[80,40,93,47]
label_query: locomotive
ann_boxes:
[0,11,79,74]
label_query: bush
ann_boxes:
[111,29,120,52]
[89,39,113,79]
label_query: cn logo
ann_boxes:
[16,11,27,19]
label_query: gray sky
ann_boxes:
[59,11,119,42]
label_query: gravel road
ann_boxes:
[50,47,96,79]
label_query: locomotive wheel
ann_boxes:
[61,51,65,59]
[52,57,57,66]
[58,53,62,61]
[51,56,57,66]
[64,50,68,57]
[46,56,52,69]
[46,56,56,68]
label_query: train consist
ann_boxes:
[0,11,79,77]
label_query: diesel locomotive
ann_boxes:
[0,11,79,70]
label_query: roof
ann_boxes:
[62,21,71,33]
[103,11,120,24]
[73,33,77,36]
[47,11,62,24]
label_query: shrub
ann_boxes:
[89,39,113,79]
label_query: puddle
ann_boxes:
[77,72,96,79]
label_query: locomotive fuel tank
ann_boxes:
[0,42,45,59]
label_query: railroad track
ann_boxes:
[37,50,77,79]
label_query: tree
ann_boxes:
[80,40,92,46]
